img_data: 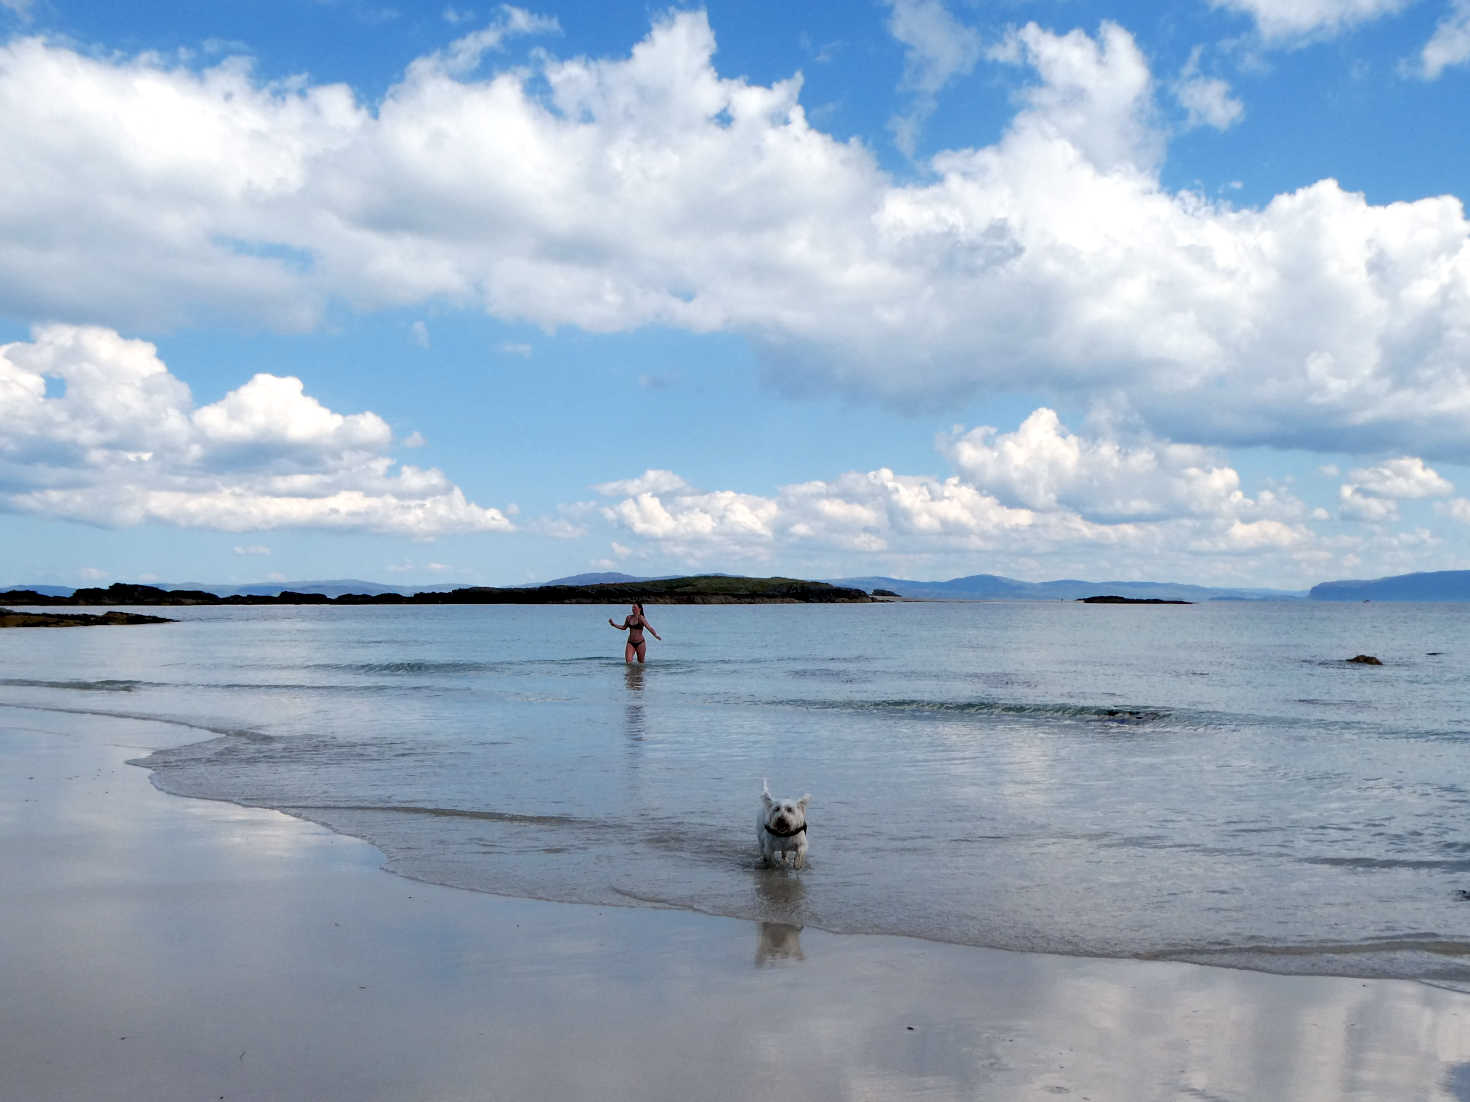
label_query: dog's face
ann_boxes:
[762,790,810,836]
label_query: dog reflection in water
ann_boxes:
[756,921,805,965]
[754,852,807,966]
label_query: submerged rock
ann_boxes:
[1346,654,1383,665]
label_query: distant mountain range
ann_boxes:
[8,568,1470,601]
[1308,570,1470,601]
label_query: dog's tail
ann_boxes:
[761,777,771,797]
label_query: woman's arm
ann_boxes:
[609,618,627,630]
[644,619,661,640]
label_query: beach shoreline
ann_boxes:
[5,705,1470,1100]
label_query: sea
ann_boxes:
[4,599,1469,986]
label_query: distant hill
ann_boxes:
[829,574,1305,602]
[0,584,74,597]
[1309,570,1470,601]
[538,572,649,587]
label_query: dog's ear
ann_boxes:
[797,794,811,811]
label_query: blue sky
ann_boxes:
[4,0,1470,589]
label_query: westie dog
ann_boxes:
[758,779,810,869]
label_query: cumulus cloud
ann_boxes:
[1208,0,1411,42]
[1338,484,1400,523]
[943,408,1254,521]
[1345,456,1453,499]
[0,325,514,536]
[593,469,690,497]
[3,15,1470,459]
[1416,0,1470,79]
[596,408,1313,573]
[1336,456,1453,523]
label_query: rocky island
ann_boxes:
[1077,595,1193,605]
[0,608,174,628]
[0,576,874,608]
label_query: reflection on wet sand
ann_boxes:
[754,864,806,965]
[756,922,805,966]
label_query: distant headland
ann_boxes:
[0,576,873,608]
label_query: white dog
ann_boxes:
[758,779,810,868]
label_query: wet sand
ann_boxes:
[4,705,1469,1101]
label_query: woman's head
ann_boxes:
[631,601,643,615]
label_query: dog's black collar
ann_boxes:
[764,822,807,838]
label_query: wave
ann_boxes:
[0,699,272,743]
[771,696,1170,725]
[303,659,511,675]
[0,677,140,692]
[280,802,596,828]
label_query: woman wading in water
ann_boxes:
[610,602,660,664]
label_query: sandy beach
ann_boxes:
[4,704,1470,1102]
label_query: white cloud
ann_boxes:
[0,325,514,536]
[78,566,106,580]
[410,320,430,348]
[422,5,559,77]
[1345,456,1453,499]
[1337,455,1453,522]
[1174,74,1243,130]
[1339,484,1399,523]
[944,408,1260,521]
[989,21,1160,173]
[884,0,982,155]
[1437,498,1470,523]
[593,469,690,497]
[3,16,1470,459]
[1416,0,1470,79]
[233,544,272,555]
[1173,50,1244,131]
[596,409,1315,573]
[1209,0,1411,42]
[402,430,427,447]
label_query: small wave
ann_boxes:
[774,696,1169,725]
[1171,935,1470,970]
[304,659,505,675]
[0,677,141,692]
[0,699,271,743]
[1302,855,1470,872]
[281,802,595,828]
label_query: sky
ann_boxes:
[3,0,1470,590]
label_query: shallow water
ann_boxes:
[3,599,1469,982]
